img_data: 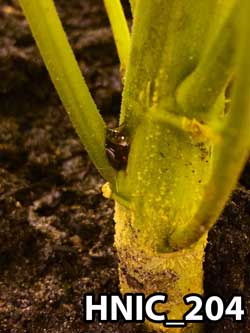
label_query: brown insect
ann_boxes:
[105,124,130,171]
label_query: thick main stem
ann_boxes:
[115,115,211,253]
[115,202,206,333]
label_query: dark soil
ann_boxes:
[0,1,249,333]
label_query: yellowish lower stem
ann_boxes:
[114,202,207,333]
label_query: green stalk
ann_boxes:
[176,2,237,120]
[170,0,250,249]
[111,2,247,330]
[120,0,234,133]
[103,0,131,73]
[18,0,116,184]
[115,0,237,252]
[120,0,176,132]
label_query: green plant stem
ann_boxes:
[120,0,233,134]
[170,0,250,249]
[176,3,236,120]
[104,0,131,73]
[115,202,206,333]
[19,0,116,184]
[115,0,236,252]
[120,0,177,132]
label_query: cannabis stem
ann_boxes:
[19,0,116,184]
[103,0,131,73]
[170,0,250,249]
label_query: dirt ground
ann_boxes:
[0,1,250,332]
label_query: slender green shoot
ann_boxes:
[18,0,116,184]
[170,0,250,249]
[103,0,131,73]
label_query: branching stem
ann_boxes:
[170,0,250,249]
